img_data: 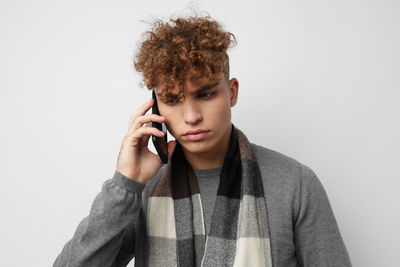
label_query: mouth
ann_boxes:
[184,130,209,141]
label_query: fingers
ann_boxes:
[128,99,166,134]
[124,98,168,150]
[140,122,152,146]
[128,98,154,129]
[128,125,165,146]
[129,114,165,134]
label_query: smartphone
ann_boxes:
[151,90,168,164]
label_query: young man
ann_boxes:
[54,16,352,266]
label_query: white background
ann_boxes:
[1,0,399,266]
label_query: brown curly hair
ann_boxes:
[134,15,237,95]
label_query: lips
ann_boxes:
[184,130,209,141]
[185,129,208,135]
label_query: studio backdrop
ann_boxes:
[0,0,399,266]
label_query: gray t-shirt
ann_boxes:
[193,166,222,235]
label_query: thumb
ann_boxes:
[167,140,177,158]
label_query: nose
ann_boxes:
[183,100,202,125]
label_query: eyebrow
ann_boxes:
[157,81,219,98]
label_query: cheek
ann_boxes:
[161,108,181,137]
[159,105,177,122]
[206,99,231,122]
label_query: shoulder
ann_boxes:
[251,143,329,226]
[251,143,320,187]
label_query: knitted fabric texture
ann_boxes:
[147,125,273,266]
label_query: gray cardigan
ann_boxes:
[54,144,352,266]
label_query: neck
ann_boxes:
[183,124,232,170]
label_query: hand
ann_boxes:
[116,98,177,184]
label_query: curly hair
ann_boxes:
[134,15,237,95]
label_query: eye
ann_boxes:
[164,98,179,105]
[199,92,216,98]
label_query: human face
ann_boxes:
[155,72,239,159]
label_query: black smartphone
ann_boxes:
[151,90,168,164]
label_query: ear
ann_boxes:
[228,78,239,107]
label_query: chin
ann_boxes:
[180,140,215,155]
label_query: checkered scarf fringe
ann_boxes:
[146,125,273,266]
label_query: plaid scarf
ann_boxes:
[146,125,273,266]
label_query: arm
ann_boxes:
[294,164,352,266]
[54,99,176,266]
[53,171,145,267]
